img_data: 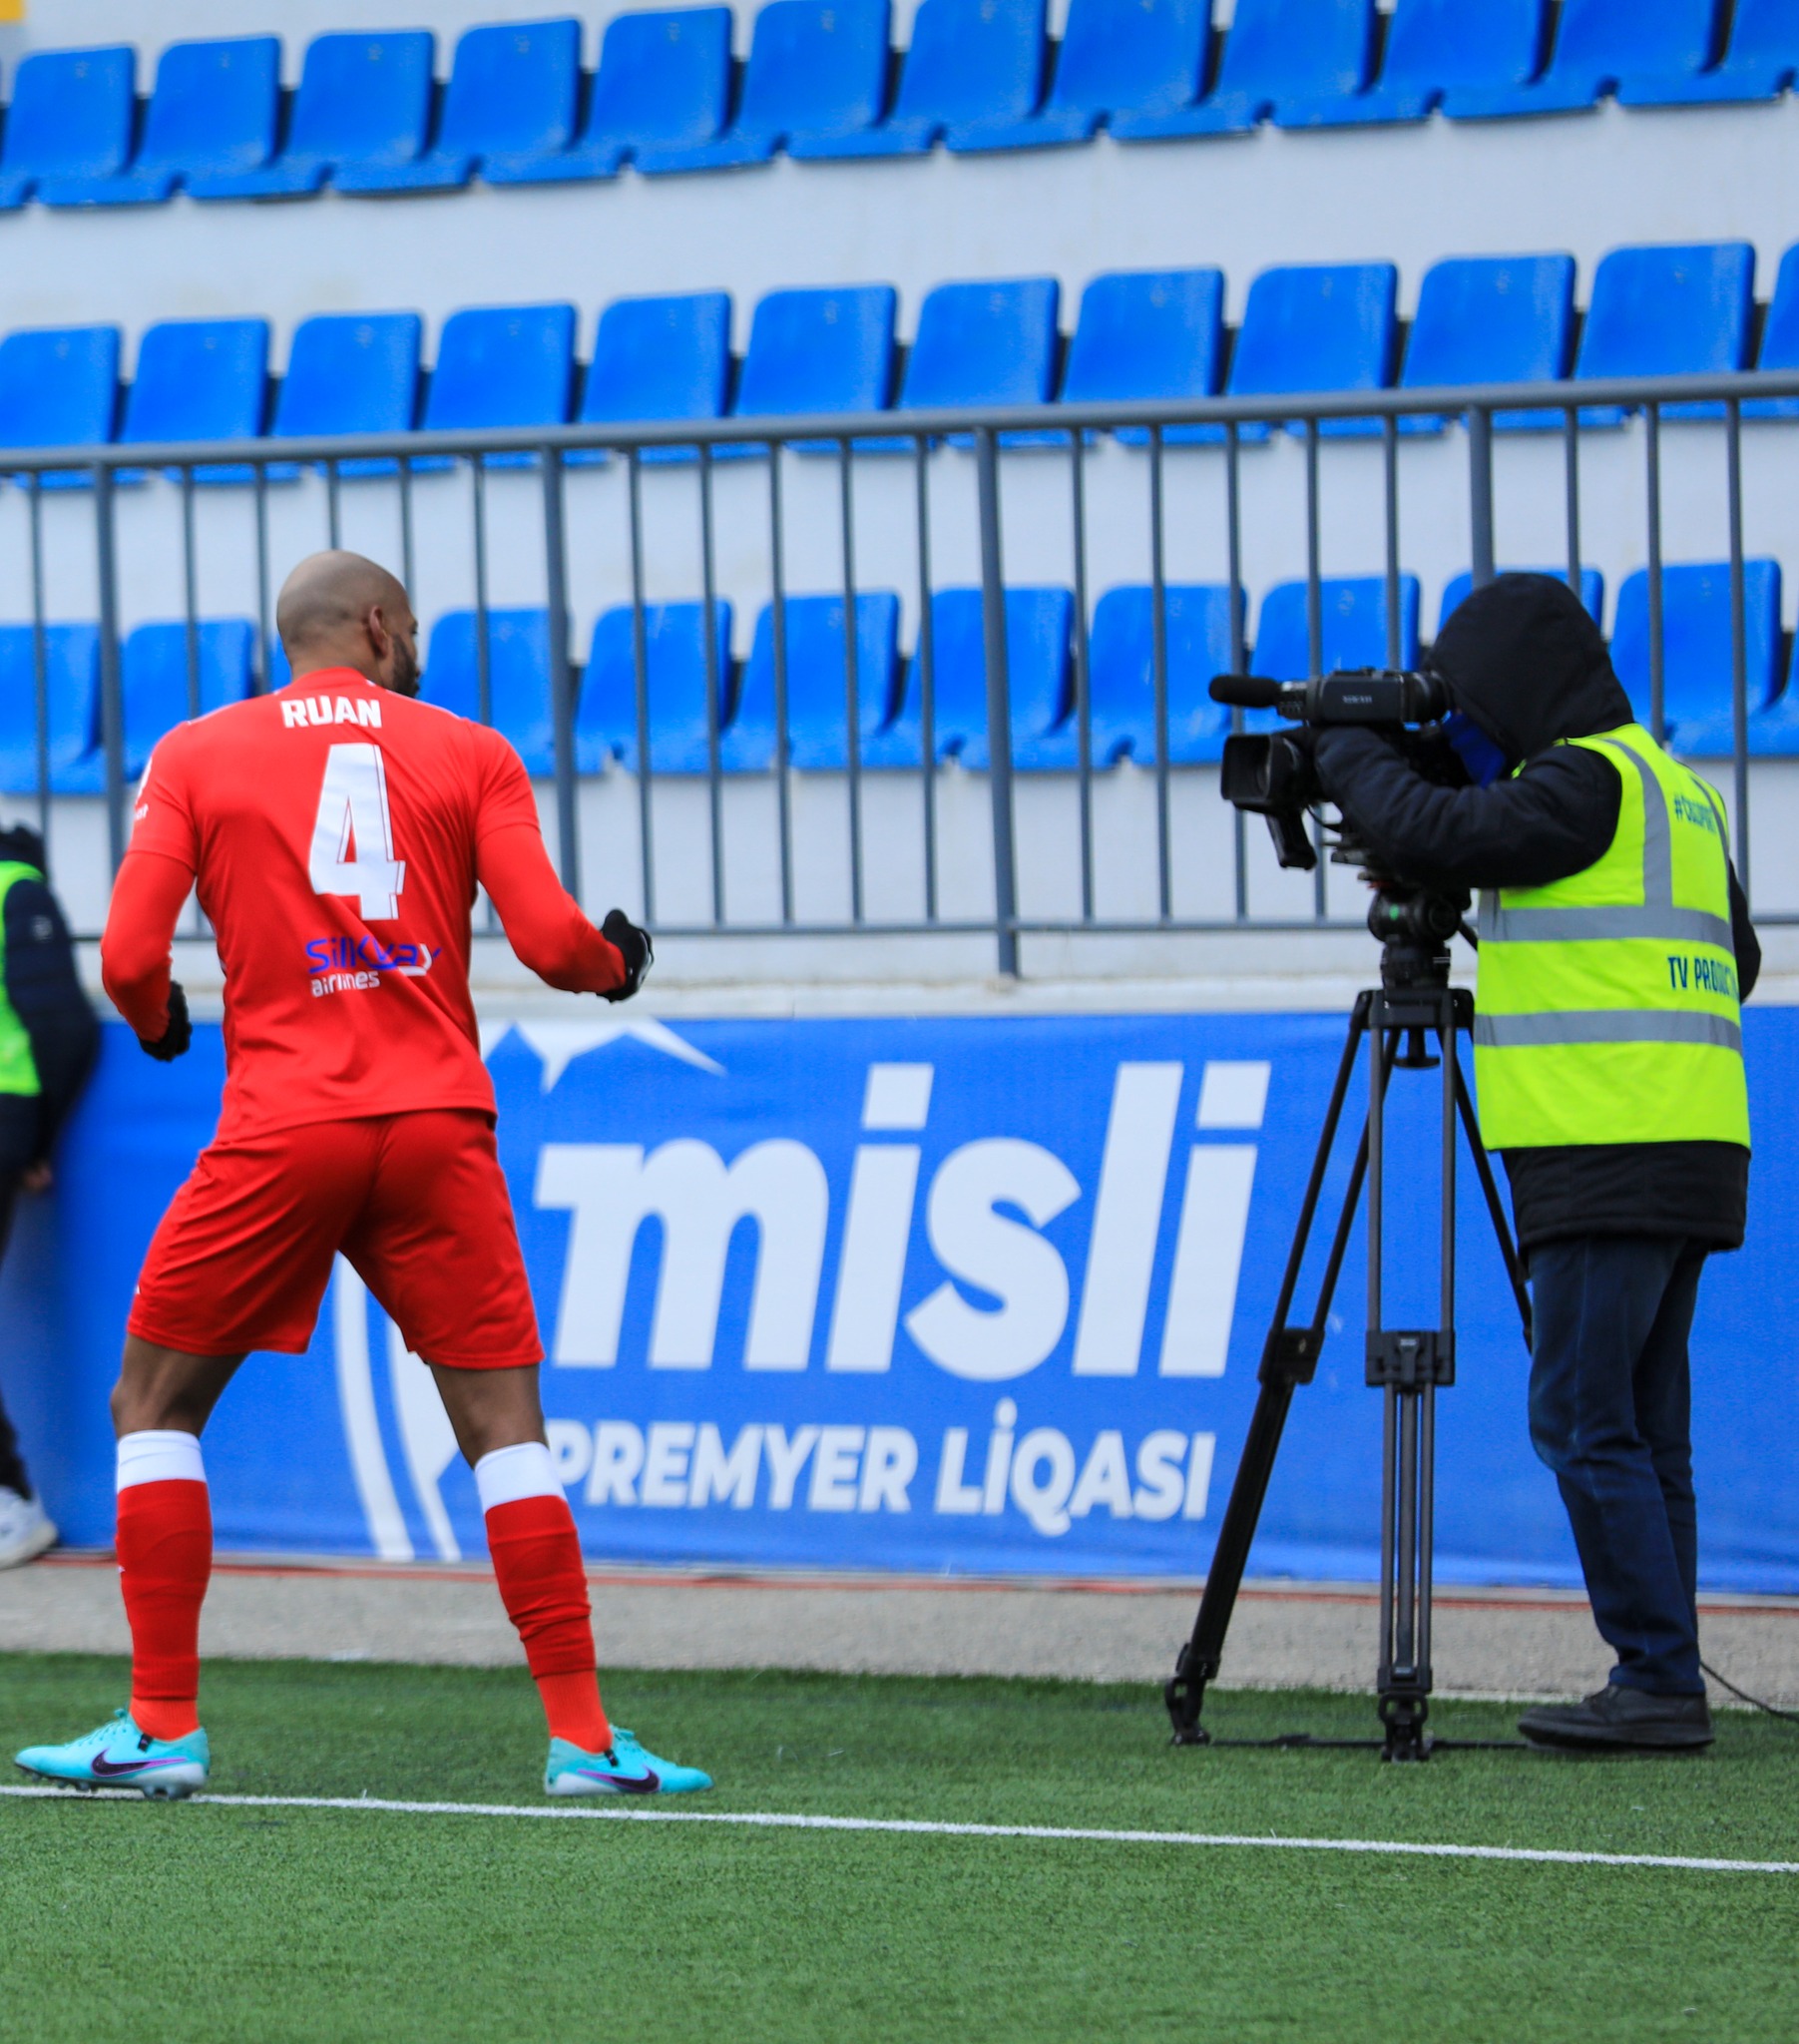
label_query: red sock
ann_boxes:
[117,1478,212,1741]
[486,1494,611,1752]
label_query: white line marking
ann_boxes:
[2,1784,1793,1873]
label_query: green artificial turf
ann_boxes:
[2,1655,1796,2043]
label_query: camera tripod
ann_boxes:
[1165,887,1534,1761]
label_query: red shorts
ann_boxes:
[129,1109,543,1368]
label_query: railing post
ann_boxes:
[254,463,272,691]
[541,446,580,900]
[1726,396,1750,901]
[1468,406,1495,590]
[975,426,1019,978]
[28,478,50,842]
[95,462,127,873]
[1645,403,1665,745]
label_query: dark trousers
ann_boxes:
[0,1175,28,1498]
[1527,1235,1707,1696]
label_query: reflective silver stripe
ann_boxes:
[1597,737,1673,907]
[1483,732,1730,949]
[1480,903,1735,947]
[1474,1010,1742,1052]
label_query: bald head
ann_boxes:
[276,550,420,696]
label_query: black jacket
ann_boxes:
[1312,574,1758,1253]
[0,826,99,1174]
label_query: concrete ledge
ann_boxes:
[6,1555,1797,1706]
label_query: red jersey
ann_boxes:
[115,666,618,1142]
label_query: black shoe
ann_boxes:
[1518,1685,1713,1752]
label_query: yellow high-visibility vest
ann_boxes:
[0,862,44,1098]
[1473,723,1749,1150]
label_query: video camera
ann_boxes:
[1210,668,1477,980]
[1210,669,1459,874]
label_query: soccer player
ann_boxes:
[16,551,709,1801]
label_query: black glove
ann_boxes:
[141,980,192,1062]
[600,910,653,1003]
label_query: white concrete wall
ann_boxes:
[4,102,1799,350]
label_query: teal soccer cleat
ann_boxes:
[15,1710,210,1799]
[545,1727,712,1797]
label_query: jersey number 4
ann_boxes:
[308,743,406,920]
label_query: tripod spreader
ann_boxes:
[1166,953,1531,1759]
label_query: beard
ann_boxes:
[387,639,421,698]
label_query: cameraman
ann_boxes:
[1309,574,1756,1754]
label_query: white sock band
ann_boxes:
[116,1430,207,1493]
[474,1440,561,1514]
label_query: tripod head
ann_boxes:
[1365,878,1471,996]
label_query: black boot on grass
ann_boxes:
[1519,1685,1713,1752]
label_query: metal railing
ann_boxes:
[5,363,1798,969]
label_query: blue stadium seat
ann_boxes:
[1399,254,1575,431]
[58,620,257,792]
[0,328,121,478]
[421,610,559,773]
[896,278,1060,447]
[1574,243,1754,425]
[192,31,437,198]
[1609,561,1783,755]
[40,38,281,209]
[336,18,581,194]
[727,285,897,456]
[1059,269,1224,445]
[1621,0,1799,104]
[1279,0,1548,128]
[125,620,256,772]
[575,292,731,463]
[1114,0,1375,139]
[1761,636,1799,758]
[722,593,903,770]
[1226,264,1398,439]
[1253,576,1422,680]
[1747,243,1799,419]
[1438,567,1604,631]
[733,286,899,435]
[270,314,422,478]
[797,0,1046,159]
[1086,586,1238,765]
[1444,0,1722,118]
[416,304,577,470]
[119,320,270,483]
[639,0,887,170]
[866,588,1074,769]
[0,47,136,210]
[947,0,1210,152]
[578,602,735,774]
[491,8,733,184]
[0,625,101,795]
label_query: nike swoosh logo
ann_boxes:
[579,1765,661,1793]
[90,1753,184,1778]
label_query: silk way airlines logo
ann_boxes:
[333,1020,1267,1559]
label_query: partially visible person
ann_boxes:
[1310,576,1756,1752]
[0,823,100,1566]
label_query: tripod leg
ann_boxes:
[1453,1058,1533,1348]
[1165,1374,1298,1743]
[1372,996,1457,1763]
[1166,997,1374,1744]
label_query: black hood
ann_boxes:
[0,824,45,873]
[1427,573,1633,765]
